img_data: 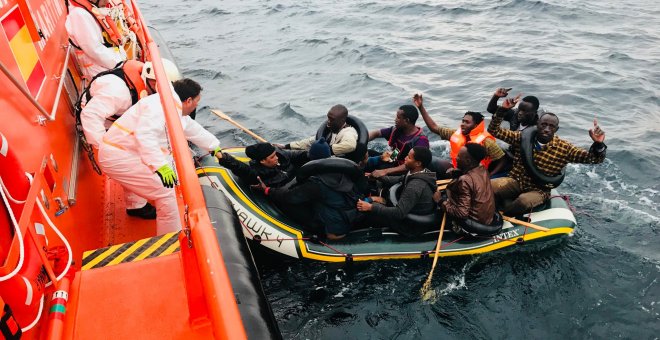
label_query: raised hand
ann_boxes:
[494,87,511,98]
[588,118,605,143]
[502,93,522,109]
[250,176,268,193]
[412,93,424,109]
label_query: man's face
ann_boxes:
[536,114,559,144]
[517,101,537,125]
[394,110,408,129]
[456,147,471,171]
[326,108,345,133]
[260,151,279,168]
[460,114,477,135]
[182,94,201,116]
[404,149,419,170]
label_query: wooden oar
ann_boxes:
[502,215,550,232]
[436,179,451,192]
[211,109,268,143]
[420,212,447,301]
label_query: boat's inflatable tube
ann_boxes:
[388,183,441,229]
[458,212,504,237]
[201,186,281,340]
[521,126,565,189]
[296,157,363,183]
[315,115,368,163]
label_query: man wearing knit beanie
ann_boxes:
[216,142,308,188]
[308,137,332,160]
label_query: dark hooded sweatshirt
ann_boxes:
[267,172,362,235]
[372,169,437,220]
[218,149,308,188]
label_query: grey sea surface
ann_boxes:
[141,0,659,338]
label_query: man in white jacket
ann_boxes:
[274,104,358,157]
[66,0,127,79]
[99,78,221,234]
[80,58,181,219]
[80,58,181,148]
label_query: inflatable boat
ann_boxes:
[195,149,576,263]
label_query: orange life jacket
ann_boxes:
[70,0,124,47]
[120,60,148,103]
[80,60,147,116]
[449,120,495,169]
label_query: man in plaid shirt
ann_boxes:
[488,97,607,216]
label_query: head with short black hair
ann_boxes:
[173,78,202,116]
[537,112,560,143]
[517,96,540,126]
[326,104,349,133]
[397,105,419,125]
[460,111,484,135]
[457,143,486,171]
[404,146,431,171]
[522,96,540,111]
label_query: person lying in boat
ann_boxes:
[357,147,437,237]
[488,108,607,217]
[80,58,181,148]
[413,93,507,177]
[273,104,358,158]
[486,88,540,131]
[99,78,222,235]
[252,138,363,241]
[66,0,127,79]
[215,142,308,188]
[434,144,501,236]
[364,104,430,177]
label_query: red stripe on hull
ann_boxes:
[1,7,25,41]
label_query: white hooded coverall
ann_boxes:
[65,5,126,79]
[99,93,220,234]
[81,73,148,210]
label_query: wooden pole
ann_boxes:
[211,109,268,143]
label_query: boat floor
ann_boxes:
[64,252,213,339]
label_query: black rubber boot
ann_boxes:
[126,202,157,219]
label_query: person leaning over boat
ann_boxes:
[488,99,607,216]
[215,142,308,188]
[357,147,437,237]
[99,78,222,235]
[273,104,358,158]
[413,93,507,177]
[80,58,181,148]
[66,0,127,79]
[252,138,363,241]
[486,88,540,131]
[365,104,430,177]
[434,144,498,234]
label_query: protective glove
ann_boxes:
[156,164,178,188]
[210,146,222,157]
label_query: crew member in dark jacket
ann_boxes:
[253,138,363,240]
[357,146,437,237]
[488,104,607,216]
[215,142,308,188]
[437,144,496,227]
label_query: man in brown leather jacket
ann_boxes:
[436,143,496,226]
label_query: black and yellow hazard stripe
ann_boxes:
[82,232,181,270]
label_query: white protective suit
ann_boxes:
[80,74,132,148]
[65,5,126,79]
[99,93,220,234]
[81,73,147,210]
